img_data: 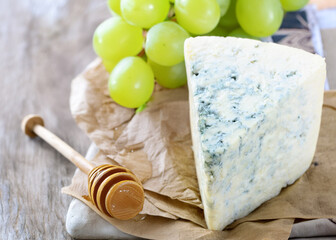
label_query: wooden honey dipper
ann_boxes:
[22,114,144,220]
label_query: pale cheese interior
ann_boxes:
[184,36,326,230]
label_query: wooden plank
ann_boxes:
[321,29,336,89]
[309,0,336,9]
[0,0,110,239]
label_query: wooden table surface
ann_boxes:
[0,1,110,239]
[0,1,335,239]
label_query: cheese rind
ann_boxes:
[184,37,326,230]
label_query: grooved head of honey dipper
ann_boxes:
[88,165,130,209]
[105,181,144,220]
[88,164,144,220]
[21,114,44,137]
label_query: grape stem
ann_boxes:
[142,29,148,38]
[167,6,175,19]
[137,48,145,57]
[135,103,147,113]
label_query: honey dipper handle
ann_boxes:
[22,114,94,175]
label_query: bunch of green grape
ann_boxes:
[93,0,309,109]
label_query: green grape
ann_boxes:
[102,58,120,73]
[148,59,187,89]
[120,0,170,29]
[217,0,230,17]
[280,0,308,11]
[93,17,143,62]
[205,25,229,36]
[218,0,239,29]
[175,0,220,35]
[108,57,154,108]
[107,0,121,15]
[236,0,283,37]
[145,21,190,67]
[228,27,259,40]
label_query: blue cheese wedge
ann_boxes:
[184,36,326,230]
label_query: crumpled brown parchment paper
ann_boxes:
[62,59,336,240]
